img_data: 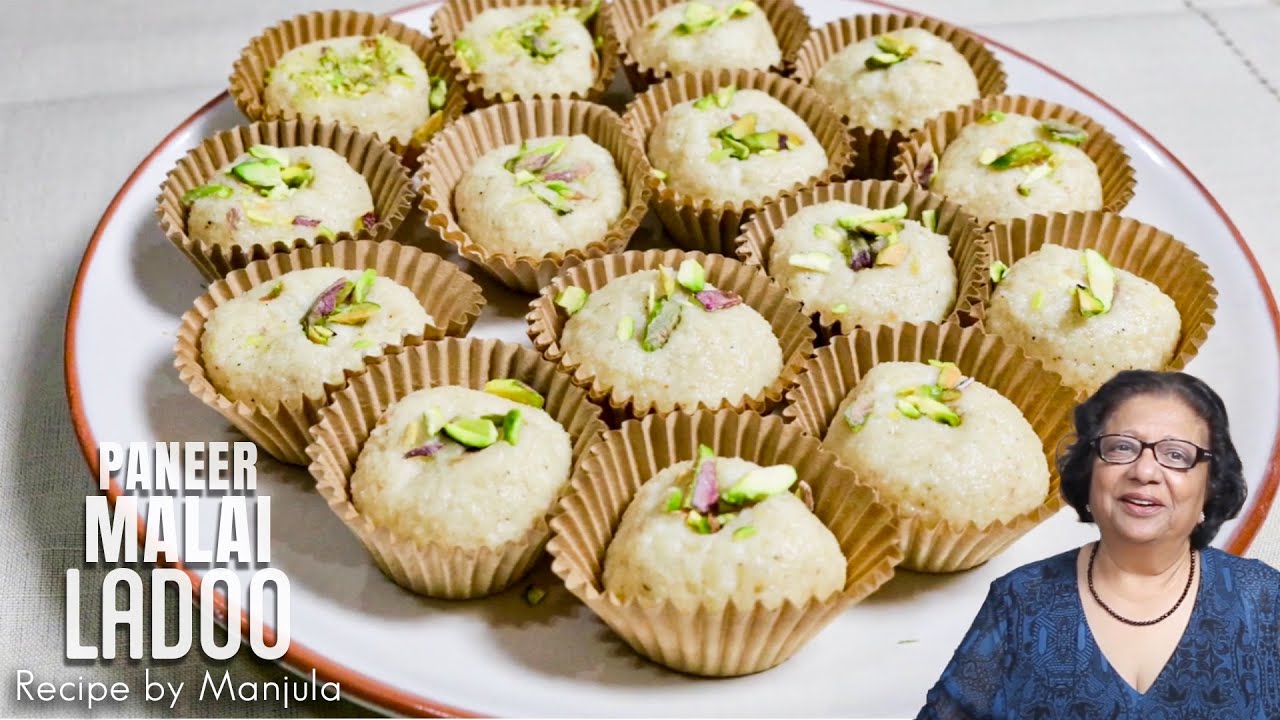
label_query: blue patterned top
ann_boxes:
[919,546,1280,719]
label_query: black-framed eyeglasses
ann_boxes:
[1092,434,1213,470]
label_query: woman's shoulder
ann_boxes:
[989,547,1080,598]
[1202,547,1280,596]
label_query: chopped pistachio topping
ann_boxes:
[658,265,677,298]
[978,148,1000,166]
[249,144,289,165]
[555,286,588,314]
[294,35,415,98]
[1079,248,1116,317]
[577,0,602,23]
[1030,289,1044,310]
[977,110,1006,125]
[677,259,706,292]
[732,525,757,541]
[502,409,523,445]
[454,38,482,73]
[246,334,266,348]
[988,141,1054,170]
[261,282,284,302]
[443,417,500,449]
[316,226,336,240]
[720,464,797,504]
[864,34,917,70]
[843,394,874,432]
[523,584,547,606]
[921,209,938,233]
[674,0,756,36]
[832,303,849,314]
[483,378,546,408]
[693,84,737,111]
[300,274,381,345]
[1017,163,1054,196]
[181,183,234,205]
[607,315,631,343]
[708,112,800,162]
[491,10,567,63]
[838,203,908,230]
[1041,120,1088,145]
[504,138,592,214]
[789,252,834,273]
[665,487,684,512]
[874,240,909,267]
[989,260,1009,284]
[642,297,682,352]
[352,269,376,304]
[650,167,668,181]
[428,77,448,112]
[814,223,844,244]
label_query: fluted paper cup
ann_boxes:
[156,119,414,281]
[782,321,1077,572]
[733,178,989,337]
[791,12,1006,180]
[622,68,855,255]
[174,240,485,465]
[307,337,607,598]
[417,99,651,293]
[526,249,816,421]
[548,409,902,676]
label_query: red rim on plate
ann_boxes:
[64,1,1280,716]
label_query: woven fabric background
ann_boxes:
[1,0,1276,716]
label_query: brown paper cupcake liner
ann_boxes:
[963,211,1217,391]
[547,409,902,676]
[608,0,812,93]
[228,9,467,156]
[622,68,856,255]
[306,337,607,598]
[893,95,1136,222]
[733,179,990,338]
[174,240,485,466]
[156,119,415,281]
[417,99,652,293]
[781,321,1077,572]
[526,249,816,421]
[791,13,1007,180]
[430,0,622,108]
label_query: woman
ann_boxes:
[919,370,1280,719]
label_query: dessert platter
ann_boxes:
[66,0,1280,715]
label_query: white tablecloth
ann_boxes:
[1,0,1276,716]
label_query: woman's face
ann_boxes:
[1089,393,1211,548]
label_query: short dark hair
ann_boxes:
[1057,370,1246,549]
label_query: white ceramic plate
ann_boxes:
[66,0,1280,716]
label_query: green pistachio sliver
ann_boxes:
[813,223,845,245]
[896,398,923,419]
[483,378,546,408]
[327,301,380,325]
[443,417,500,449]
[650,168,668,181]
[305,323,335,345]
[231,160,283,189]
[642,297,682,352]
[248,144,290,165]
[732,525,757,541]
[695,85,737,109]
[989,260,1009,284]
[789,252,833,273]
[316,226,336,240]
[502,409,523,445]
[352,269,377,303]
[246,334,266,348]
[665,487,684,512]
[675,1,720,35]
[616,316,635,341]
[989,141,1054,170]
[555,286,588,314]
[685,510,712,534]
[837,203,908,231]
[454,38,482,72]
[676,259,706,292]
[523,585,547,606]
[832,303,849,314]
[1041,120,1088,145]
[280,164,314,189]
[1017,163,1054,196]
[707,147,732,162]
[576,0,601,22]
[428,78,447,112]
[513,169,538,186]
[245,209,275,226]
[260,281,284,302]
[352,339,374,349]
[921,209,938,233]
[181,184,233,205]
[865,52,907,70]
[977,110,1006,125]
[1031,289,1044,311]
[874,34,915,57]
